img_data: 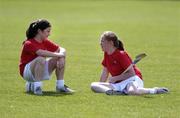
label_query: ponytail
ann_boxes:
[26,21,38,39]
[25,19,51,40]
[116,40,124,51]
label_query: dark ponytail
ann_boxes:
[26,19,51,39]
[101,31,124,51]
[116,40,124,51]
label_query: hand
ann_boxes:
[108,77,116,84]
[55,52,65,58]
[57,57,65,69]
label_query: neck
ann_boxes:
[34,35,43,43]
[107,47,116,55]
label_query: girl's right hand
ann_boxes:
[55,52,65,58]
[36,49,65,58]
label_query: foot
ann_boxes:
[34,87,43,95]
[106,89,124,95]
[25,82,34,93]
[154,87,169,94]
[56,85,75,94]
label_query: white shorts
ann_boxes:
[23,59,50,82]
[111,75,144,92]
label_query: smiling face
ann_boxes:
[100,38,113,52]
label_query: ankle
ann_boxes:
[149,88,156,94]
[56,80,64,88]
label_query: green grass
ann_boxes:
[0,0,180,118]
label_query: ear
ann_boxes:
[37,29,42,34]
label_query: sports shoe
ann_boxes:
[34,87,43,95]
[154,87,169,94]
[25,82,34,93]
[106,89,124,95]
[56,85,75,94]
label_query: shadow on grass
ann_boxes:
[141,93,170,99]
[25,91,74,97]
[141,95,154,98]
[105,93,156,98]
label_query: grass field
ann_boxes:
[0,0,180,118]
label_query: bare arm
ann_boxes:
[55,47,66,68]
[55,47,66,56]
[100,67,109,82]
[36,47,66,58]
[109,66,136,83]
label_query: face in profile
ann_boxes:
[38,27,51,39]
[100,38,110,52]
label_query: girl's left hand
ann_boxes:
[109,77,116,84]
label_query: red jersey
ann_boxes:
[102,49,142,80]
[19,39,59,77]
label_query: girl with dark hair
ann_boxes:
[91,31,169,95]
[19,19,74,95]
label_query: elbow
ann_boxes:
[63,48,66,57]
[57,47,66,57]
[64,48,66,54]
[63,48,66,52]
[59,47,66,57]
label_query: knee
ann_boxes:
[90,82,99,92]
[36,56,46,66]
[127,89,136,95]
[91,82,99,87]
[57,59,65,69]
[59,62,65,69]
[126,83,138,95]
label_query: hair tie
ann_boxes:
[32,22,37,28]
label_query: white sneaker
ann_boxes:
[25,82,34,93]
[154,87,169,94]
[34,87,43,95]
[56,85,75,94]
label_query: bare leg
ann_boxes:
[47,57,65,80]
[30,56,46,81]
[91,82,114,93]
[126,83,151,95]
[126,83,168,95]
[48,57,74,92]
[55,59,65,80]
[29,56,47,95]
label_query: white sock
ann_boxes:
[34,82,42,90]
[149,88,156,94]
[30,82,34,91]
[56,80,64,89]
